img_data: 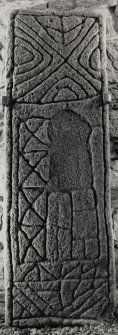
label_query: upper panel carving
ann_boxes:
[13,14,102,103]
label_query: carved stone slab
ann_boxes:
[48,0,117,8]
[5,8,115,327]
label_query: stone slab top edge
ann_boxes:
[9,7,108,17]
[47,0,118,7]
[5,0,117,12]
[36,0,118,8]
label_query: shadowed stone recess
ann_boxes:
[5,7,115,328]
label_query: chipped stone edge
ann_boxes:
[11,317,115,327]
[4,6,116,326]
[99,12,116,310]
[4,10,19,327]
[16,7,116,16]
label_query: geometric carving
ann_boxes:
[13,15,102,103]
[5,9,115,327]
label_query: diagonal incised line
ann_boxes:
[16,15,97,63]
[35,15,85,34]
[26,281,57,314]
[35,15,63,44]
[17,15,87,60]
[16,16,65,60]
[16,34,53,76]
[15,26,52,57]
[65,21,98,63]
[66,62,100,93]
[15,285,46,316]
[14,17,100,101]
[14,59,67,101]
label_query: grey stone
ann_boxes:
[61,280,80,308]
[46,193,72,260]
[80,297,109,318]
[85,239,99,260]
[48,0,117,8]
[81,267,96,279]
[74,279,94,298]
[73,210,97,239]
[72,239,85,260]
[5,7,115,326]
[72,190,95,212]
[61,261,80,278]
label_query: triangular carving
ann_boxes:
[23,172,45,188]
[19,123,31,152]
[18,230,29,262]
[25,266,39,281]
[39,265,55,281]
[22,225,42,240]
[25,246,42,262]
[64,25,83,46]
[35,15,85,55]
[26,118,43,133]
[36,15,62,31]
[35,156,50,182]
[64,265,81,279]
[22,208,44,227]
[62,261,80,278]
[32,228,45,258]
[24,151,46,166]
[19,155,32,185]
[33,190,47,220]
[19,191,30,221]
[62,16,85,32]
[35,120,50,145]
[24,136,48,153]
[39,262,61,279]
[23,188,42,204]
[47,28,62,43]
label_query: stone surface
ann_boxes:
[1,321,118,335]
[5,7,115,327]
[0,0,118,330]
[47,0,118,8]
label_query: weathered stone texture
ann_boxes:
[106,7,118,257]
[0,0,117,329]
[4,8,115,327]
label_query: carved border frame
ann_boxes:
[4,8,116,326]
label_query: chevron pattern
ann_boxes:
[13,14,101,103]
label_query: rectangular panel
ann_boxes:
[5,9,115,327]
